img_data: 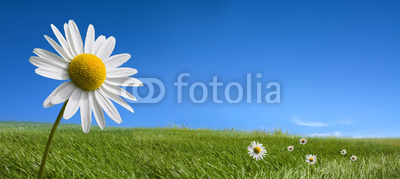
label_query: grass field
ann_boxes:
[1,122,399,178]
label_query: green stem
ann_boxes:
[38,100,68,179]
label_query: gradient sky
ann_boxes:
[0,0,399,137]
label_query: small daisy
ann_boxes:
[305,154,317,164]
[287,145,294,152]
[247,141,267,161]
[299,138,307,144]
[350,155,357,161]
[30,20,142,133]
[341,149,347,155]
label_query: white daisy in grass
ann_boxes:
[287,145,294,152]
[350,155,357,161]
[30,20,142,133]
[247,141,267,161]
[33,20,143,178]
[305,154,317,164]
[299,138,307,144]
[341,149,347,155]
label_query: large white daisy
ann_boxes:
[29,20,142,133]
[247,141,267,161]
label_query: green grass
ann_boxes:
[1,122,399,178]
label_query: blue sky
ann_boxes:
[0,0,399,137]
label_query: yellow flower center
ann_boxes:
[309,157,314,162]
[352,157,355,159]
[289,147,292,150]
[301,140,305,142]
[69,53,106,91]
[253,146,261,154]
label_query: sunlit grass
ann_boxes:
[0,122,399,178]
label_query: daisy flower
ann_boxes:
[341,149,347,155]
[299,138,307,144]
[350,155,357,161]
[247,141,267,161]
[305,154,317,164]
[30,20,142,133]
[287,145,294,152]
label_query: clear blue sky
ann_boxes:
[0,0,399,137]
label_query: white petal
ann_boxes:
[29,56,68,71]
[29,58,52,69]
[33,48,68,64]
[104,53,131,68]
[64,23,77,57]
[100,86,134,113]
[106,68,138,78]
[94,90,122,124]
[89,91,105,129]
[96,37,115,60]
[105,77,143,87]
[80,91,91,133]
[44,35,71,62]
[102,82,137,101]
[43,81,73,108]
[29,56,68,69]
[68,20,83,55]
[84,24,95,54]
[91,35,106,55]
[35,68,69,80]
[51,82,77,105]
[50,24,74,60]
[64,88,83,119]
